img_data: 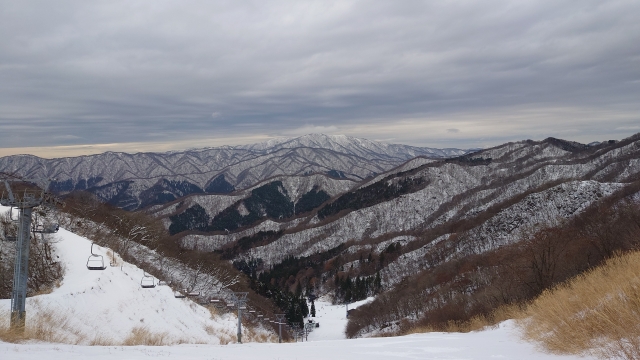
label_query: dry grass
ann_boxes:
[1,302,271,346]
[218,331,234,345]
[29,278,63,297]
[520,250,640,360]
[242,327,277,343]
[204,305,278,344]
[123,326,170,346]
[0,305,81,344]
[402,302,527,335]
[88,333,116,346]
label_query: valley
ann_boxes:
[1,133,639,359]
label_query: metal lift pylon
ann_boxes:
[0,178,60,331]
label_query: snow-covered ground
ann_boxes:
[0,212,595,359]
[2,320,593,360]
[0,222,242,345]
[306,298,373,341]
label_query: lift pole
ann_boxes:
[230,292,248,343]
[1,179,59,331]
[275,314,285,343]
[11,206,32,329]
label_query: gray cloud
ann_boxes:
[0,0,639,155]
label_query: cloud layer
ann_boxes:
[1,0,639,156]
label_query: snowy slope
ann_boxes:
[0,221,242,345]
[1,320,593,360]
[306,298,373,341]
[0,210,595,358]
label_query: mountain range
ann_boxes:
[0,134,471,210]
[150,133,640,336]
[3,132,640,338]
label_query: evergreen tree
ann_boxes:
[300,296,309,318]
[374,271,382,293]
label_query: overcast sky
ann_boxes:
[1,0,639,157]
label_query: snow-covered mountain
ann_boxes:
[3,134,638,353]
[151,134,639,338]
[233,134,468,159]
[0,134,471,210]
[172,134,640,286]
[0,205,591,358]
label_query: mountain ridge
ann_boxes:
[0,134,473,210]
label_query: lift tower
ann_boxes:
[0,178,59,331]
[228,292,248,343]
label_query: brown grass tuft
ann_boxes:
[123,326,169,346]
[89,333,116,346]
[0,306,81,344]
[520,250,640,360]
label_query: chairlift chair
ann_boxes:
[1,227,16,242]
[86,243,107,270]
[33,222,59,234]
[210,298,224,309]
[140,272,156,288]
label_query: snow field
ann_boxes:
[1,320,594,360]
[0,225,250,345]
[304,297,373,341]
[0,208,596,359]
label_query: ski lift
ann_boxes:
[86,243,107,270]
[210,298,225,309]
[32,222,59,234]
[1,227,16,242]
[140,272,156,288]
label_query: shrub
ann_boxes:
[521,250,640,360]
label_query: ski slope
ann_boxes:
[1,320,593,360]
[306,297,373,341]
[0,220,242,345]
[0,210,595,359]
